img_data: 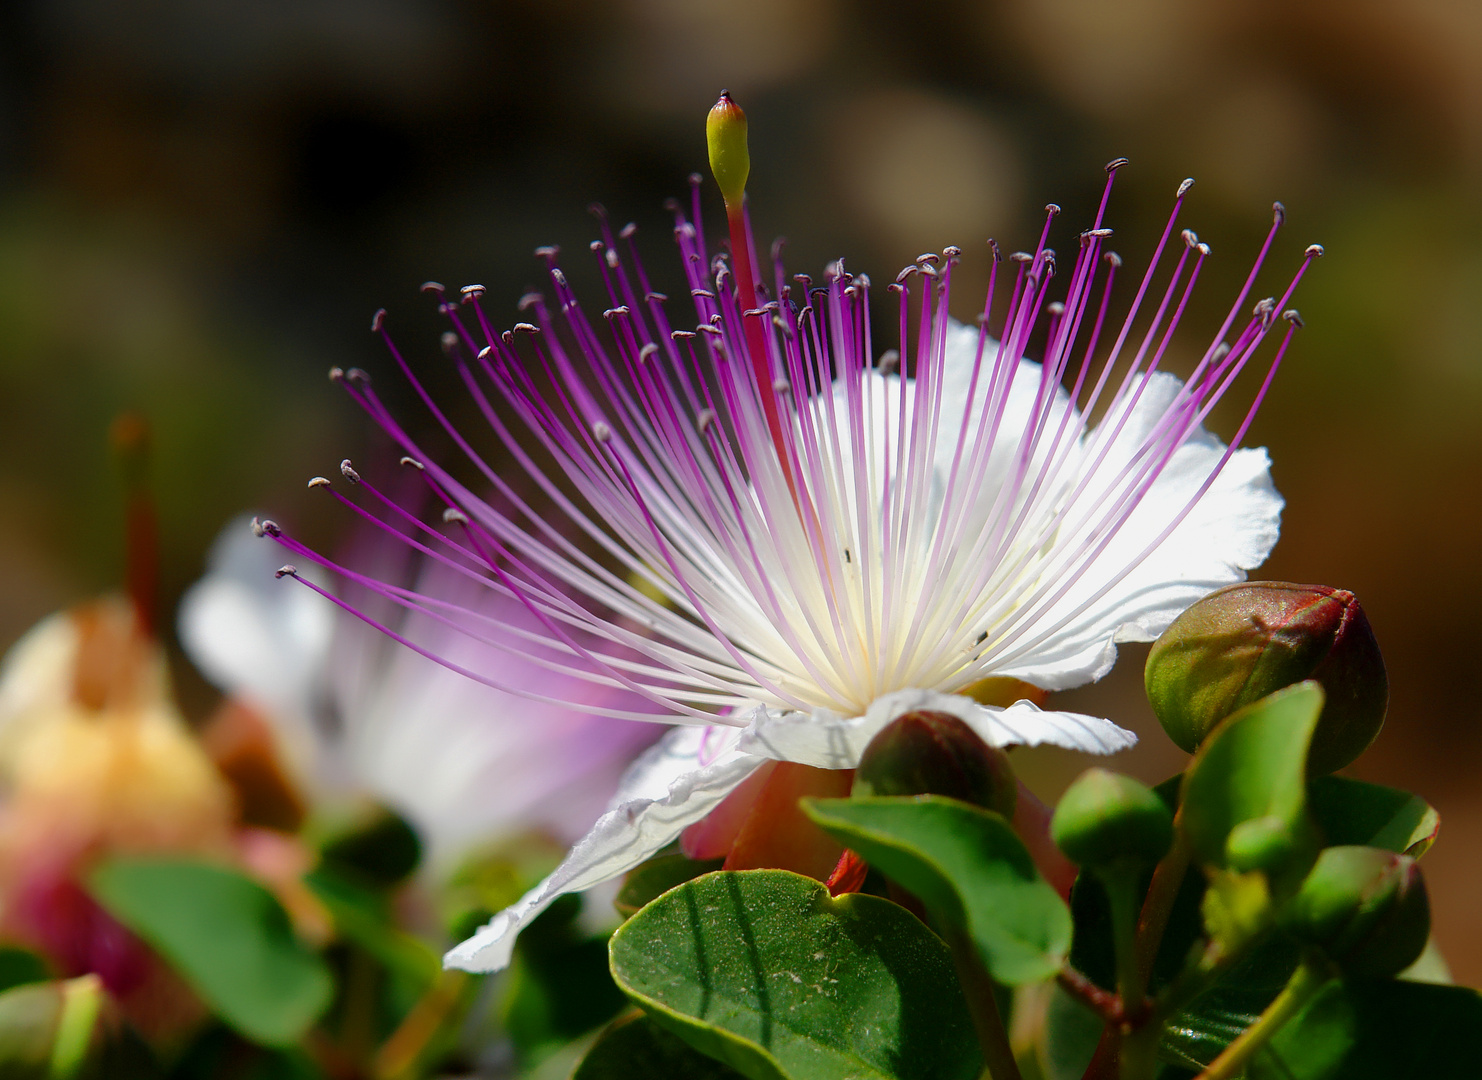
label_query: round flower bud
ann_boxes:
[852,710,1016,819]
[1145,582,1388,774]
[1050,769,1173,871]
[1283,846,1430,978]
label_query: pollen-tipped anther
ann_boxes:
[399,456,424,470]
[1182,228,1199,248]
[513,323,540,335]
[307,476,331,489]
[1106,157,1130,172]
[275,565,298,579]
[250,517,266,538]
[1306,244,1326,258]
[420,281,445,295]
[442,507,469,525]
[328,366,345,382]
[1045,203,1062,216]
[1274,201,1287,226]
[340,459,362,483]
[592,421,613,443]
[346,368,371,386]
[534,245,560,261]
[371,309,386,332]
[460,284,486,300]
[1283,309,1305,328]
[1177,177,1196,198]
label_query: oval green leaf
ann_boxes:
[609,869,981,1080]
[87,858,332,1046]
[1181,681,1324,869]
[1250,978,1482,1079]
[801,795,1071,986]
[575,1011,748,1079]
[615,849,725,920]
[1307,776,1440,858]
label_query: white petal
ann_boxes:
[443,723,764,973]
[738,688,1134,770]
[995,371,1282,691]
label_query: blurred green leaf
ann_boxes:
[614,849,724,920]
[317,810,421,888]
[802,795,1070,986]
[0,949,50,994]
[609,869,981,1080]
[503,894,626,1064]
[1249,978,1482,1079]
[1180,682,1323,871]
[303,868,439,989]
[87,858,332,1046]
[1307,776,1439,857]
[0,979,62,1079]
[574,1011,746,1079]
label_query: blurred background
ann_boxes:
[1,0,1478,982]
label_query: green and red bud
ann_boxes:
[1283,845,1430,978]
[852,710,1017,819]
[1145,582,1387,774]
[1050,769,1173,871]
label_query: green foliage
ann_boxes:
[503,894,628,1064]
[1250,979,1482,1079]
[614,848,725,920]
[86,858,333,1046]
[1180,681,1324,877]
[316,810,422,888]
[609,869,982,1080]
[0,949,50,994]
[1307,776,1439,857]
[575,1011,748,1079]
[802,795,1071,985]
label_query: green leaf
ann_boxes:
[1181,682,1324,870]
[615,849,725,920]
[801,795,1071,985]
[303,868,439,989]
[1249,978,1482,1079]
[87,858,332,1046]
[575,1011,748,1079]
[1307,776,1440,857]
[0,949,50,994]
[609,869,981,1080]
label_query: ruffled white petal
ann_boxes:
[992,371,1282,690]
[737,688,1135,770]
[443,722,764,972]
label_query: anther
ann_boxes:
[258,518,281,537]
[517,293,541,312]
[551,268,568,287]
[620,222,638,239]
[1283,309,1305,328]
[1047,301,1066,316]
[1177,177,1195,198]
[275,565,297,579]
[1273,202,1286,226]
[1182,228,1199,248]
[943,245,962,258]
[671,329,695,340]
[400,456,424,470]
[1197,242,1211,256]
[697,409,717,434]
[1088,227,1114,238]
[328,366,344,382]
[440,331,459,357]
[340,460,362,483]
[988,239,1002,262]
[916,253,940,265]
[460,284,485,299]
[589,240,604,253]
[895,266,918,284]
[1010,251,1033,263]
[638,342,659,361]
[878,349,901,375]
[696,324,722,336]
[603,306,631,319]
[443,507,469,525]
[250,517,266,537]
[1106,157,1130,172]
[477,345,492,359]
[1212,342,1232,362]
[1305,244,1325,258]
[1045,203,1062,216]
[605,249,619,269]
[592,421,613,443]
[534,245,560,260]
[1106,252,1123,267]
[513,322,540,334]
[645,291,668,303]
[501,331,515,345]
[420,281,445,295]
[346,368,371,386]
[691,288,717,300]
[772,378,790,394]
[307,476,331,489]
[371,309,386,332]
